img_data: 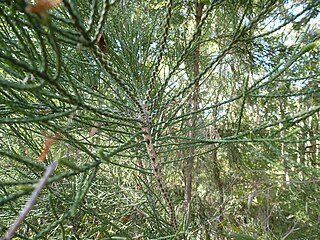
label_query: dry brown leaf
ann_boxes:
[98,34,107,54]
[89,122,101,137]
[89,127,99,137]
[26,0,62,13]
[38,132,61,161]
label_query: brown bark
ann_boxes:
[184,1,204,226]
[280,101,289,184]
[140,102,177,229]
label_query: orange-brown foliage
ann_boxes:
[26,0,61,13]
[38,132,61,161]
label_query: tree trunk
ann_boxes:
[280,102,289,184]
[184,1,204,227]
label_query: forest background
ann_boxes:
[0,0,320,239]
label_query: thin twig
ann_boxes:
[282,222,299,240]
[2,161,58,240]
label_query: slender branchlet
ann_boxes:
[139,101,177,229]
[2,161,58,240]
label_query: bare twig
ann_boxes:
[282,222,299,240]
[2,161,58,240]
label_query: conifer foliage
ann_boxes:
[0,0,320,239]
